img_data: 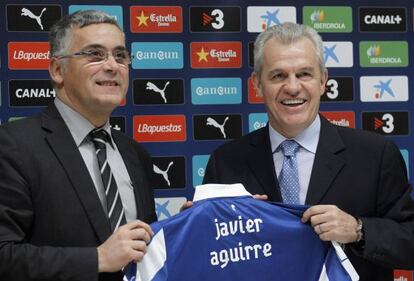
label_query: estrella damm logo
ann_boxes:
[130,6,182,33]
[303,6,352,32]
[133,115,186,142]
[190,41,242,68]
[320,111,355,128]
[359,41,408,67]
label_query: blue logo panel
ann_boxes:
[192,155,209,187]
[249,113,268,132]
[132,42,183,69]
[400,149,409,180]
[69,5,124,30]
[191,78,241,105]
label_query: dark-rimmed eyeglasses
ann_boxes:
[55,47,132,67]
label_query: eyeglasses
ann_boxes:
[56,48,132,67]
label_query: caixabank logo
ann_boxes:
[133,115,186,142]
[360,76,408,102]
[193,114,242,140]
[321,77,354,102]
[247,6,296,33]
[360,41,408,67]
[8,42,49,70]
[7,5,62,32]
[155,197,187,221]
[320,111,355,128]
[190,42,242,68]
[9,79,55,107]
[133,79,184,105]
[359,7,406,32]
[323,42,353,67]
[152,156,185,189]
[362,111,409,135]
[191,77,241,105]
[303,6,352,32]
[130,6,182,33]
[190,6,241,32]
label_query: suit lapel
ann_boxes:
[247,126,282,202]
[305,117,346,205]
[41,105,111,242]
[111,130,146,220]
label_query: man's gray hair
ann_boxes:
[49,10,121,57]
[253,22,325,78]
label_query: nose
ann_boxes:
[284,75,300,95]
[102,54,120,71]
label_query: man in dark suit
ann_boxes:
[203,23,414,280]
[0,10,157,281]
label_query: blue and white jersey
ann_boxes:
[124,183,359,281]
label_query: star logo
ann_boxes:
[374,79,394,99]
[323,44,339,64]
[137,10,149,26]
[197,47,209,62]
[260,9,281,30]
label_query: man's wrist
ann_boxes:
[355,217,364,243]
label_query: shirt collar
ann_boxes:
[269,115,321,154]
[193,183,253,202]
[54,98,113,147]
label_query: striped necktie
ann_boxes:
[89,128,126,232]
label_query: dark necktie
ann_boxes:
[278,140,301,204]
[89,128,126,232]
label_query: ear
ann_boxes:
[251,72,263,97]
[320,68,328,97]
[49,57,64,85]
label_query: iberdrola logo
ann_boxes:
[367,45,381,57]
[310,10,325,22]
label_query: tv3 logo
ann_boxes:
[363,111,408,135]
[203,9,225,29]
[322,77,353,102]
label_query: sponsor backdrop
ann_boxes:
[1,0,413,278]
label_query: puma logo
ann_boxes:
[206,116,229,138]
[146,81,170,103]
[21,7,46,30]
[153,161,174,186]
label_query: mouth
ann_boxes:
[281,98,306,107]
[96,80,119,87]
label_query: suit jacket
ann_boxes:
[0,104,157,281]
[203,116,414,281]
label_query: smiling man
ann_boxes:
[203,23,414,280]
[0,10,156,281]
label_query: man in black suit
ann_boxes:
[0,10,156,281]
[203,23,414,280]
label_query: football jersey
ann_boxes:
[124,183,359,281]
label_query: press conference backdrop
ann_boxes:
[1,0,413,278]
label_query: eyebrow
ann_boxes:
[81,44,127,51]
